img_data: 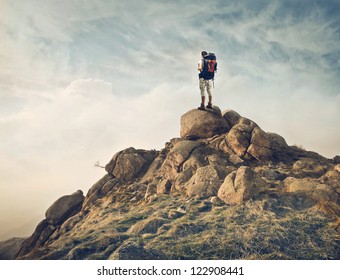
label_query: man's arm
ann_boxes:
[197,59,203,71]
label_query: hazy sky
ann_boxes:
[1,0,339,240]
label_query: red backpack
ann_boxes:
[200,53,217,80]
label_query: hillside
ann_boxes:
[5,107,340,260]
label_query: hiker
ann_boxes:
[197,51,217,110]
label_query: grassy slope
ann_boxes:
[30,190,339,260]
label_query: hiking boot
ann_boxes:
[207,102,213,109]
[198,103,205,110]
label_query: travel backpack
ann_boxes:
[199,53,217,80]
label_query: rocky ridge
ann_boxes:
[9,107,340,260]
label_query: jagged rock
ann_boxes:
[45,190,84,226]
[161,140,202,181]
[105,147,158,181]
[180,107,229,139]
[186,165,227,198]
[218,166,269,204]
[157,179,172,194]
[108,241,167,260]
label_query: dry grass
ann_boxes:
[29,193,339,260]
[146,199,339,260]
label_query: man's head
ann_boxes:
[201,51,207,57]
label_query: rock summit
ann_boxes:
[8,107,339,260]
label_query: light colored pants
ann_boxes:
[199,78,213,97]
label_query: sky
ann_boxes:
[0,0,339,241]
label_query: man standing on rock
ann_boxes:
[197,51,217,110]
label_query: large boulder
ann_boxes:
[45,190,84,226]
[186,165,227,198]
[180,107,229,139]
[105,147,158,182]
[218,116,280,162]
[247,127,273,161]
[218,166,269,204]
[226,123,252,157]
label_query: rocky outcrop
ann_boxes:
[180,107,229,139]
[105,147,158,181]
[82,148,158,210]
[219,112,289,162]
[12,107,339,260]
